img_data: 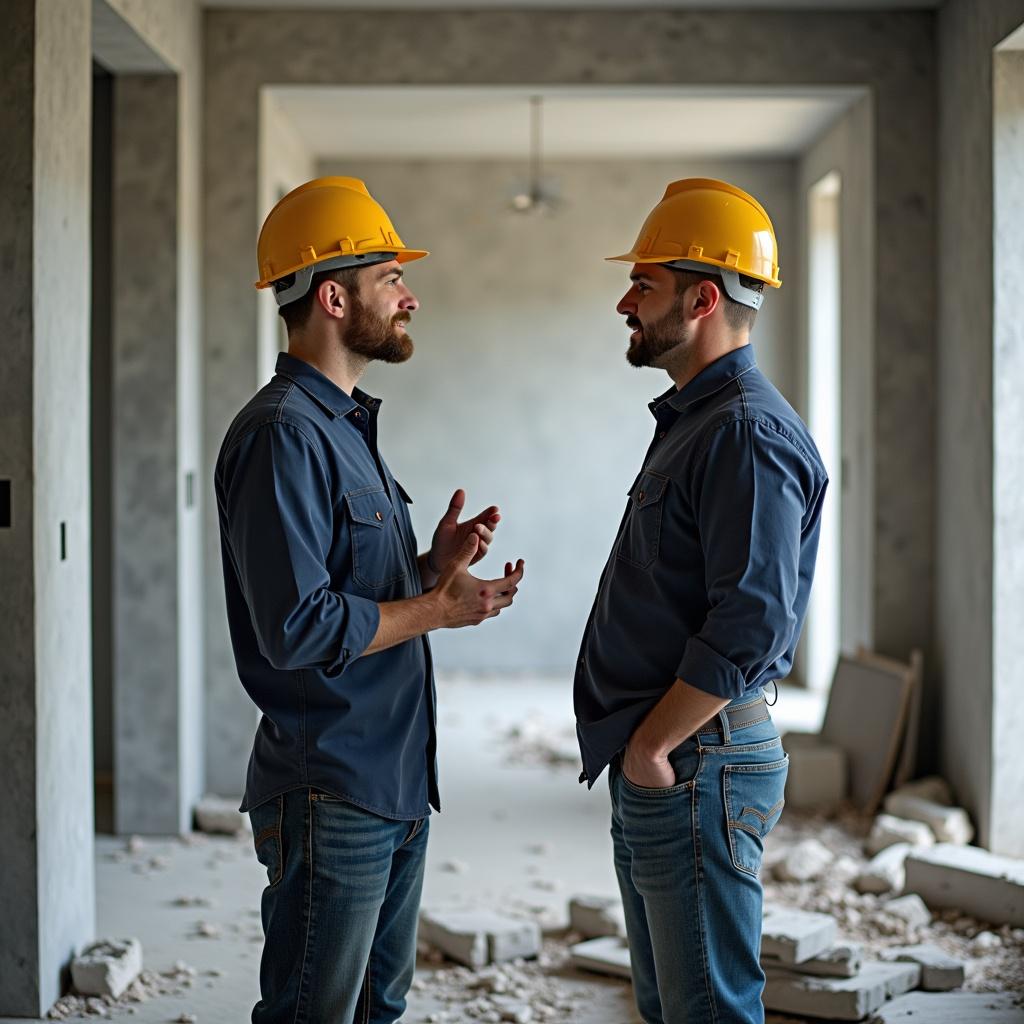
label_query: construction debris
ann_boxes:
[905,844,1024,927]
[773,838,836,882]
[48,961,198,1020]
[194,795,249,835]
[568,936,631,980]
[762,960,921,1021]
[781,733,848,813]
[419,910,542,970]
[762,942,863,979]
[854,843,912,895]
[567,895,625,939]
[883,894,932,931]
[69,938,143,999]
[760,906,838,965]
[865,814,935,855]
[880,944,966,991]
[875,991,1024,1022]
[883,791,974,845]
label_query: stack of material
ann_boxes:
[783,648,923,815]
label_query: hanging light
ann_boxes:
[509,95,562,215]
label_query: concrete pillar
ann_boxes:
[0,0,96,1014]
[111,73,193,834]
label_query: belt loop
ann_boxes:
[717,707,732,745]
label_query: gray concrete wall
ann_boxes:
[100,0,205,831]
[936,0,1024,856]
[321,156,796,674]
[795,96,876,689]
[0,0,96,1014]
[204,7,936,788]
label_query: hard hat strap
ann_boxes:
[663,259,765,311]
[272,251,398,307]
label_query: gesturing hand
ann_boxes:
[429,489,500,573]
[433,534,525,629]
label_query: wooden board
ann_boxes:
[819,654,913,815]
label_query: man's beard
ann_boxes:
[344,293,414,364]
[626,296,689,368]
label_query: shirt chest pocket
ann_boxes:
[617,470,670,570]
[344,486,408,590]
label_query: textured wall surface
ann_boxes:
[0,0,96,1014]
[204,6,936,785]
[319,156,796,674]
[937,0,1024,854]
[112,74,187,834]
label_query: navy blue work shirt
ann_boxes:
[574,345,828,786]
[216,352,438,819]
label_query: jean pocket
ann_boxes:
[723,756,788,877]
[620,749,702,798]
[616,470,669,570]
[249,795,284,889]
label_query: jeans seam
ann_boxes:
[292,792,315,1024]
[360,961,371,1024]
[691,765,720,1023]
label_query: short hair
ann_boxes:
[669,268,763,333]
[276,265,362,335]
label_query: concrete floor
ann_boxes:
[5,677,826,1024]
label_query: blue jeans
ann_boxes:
[248,789,429,1024]
[609,700,788,1024]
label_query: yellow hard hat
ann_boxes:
[255,176,428,306]
[608,178,781,310]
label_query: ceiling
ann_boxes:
[208,0,940,9]
[268,85,862,161]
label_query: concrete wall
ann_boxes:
[204,7,936,787]
[321,156,795,674]
[0,0,96,1013]
[936,0,1024,855]
[100,0,205,832]
[795,95,876,687]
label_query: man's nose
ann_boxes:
[400,290,419,312]
[616,293,636,316]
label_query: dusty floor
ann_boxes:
[9,677,1022,1023]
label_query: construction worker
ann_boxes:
[574,178,828,1023]
[216,177,525,1024]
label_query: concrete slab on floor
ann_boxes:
[874,991,1024,1022]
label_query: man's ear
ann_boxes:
[317,279,347,322]
[690,279,722,322]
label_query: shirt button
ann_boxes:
[658,431,666,439]
[638,490,645,503]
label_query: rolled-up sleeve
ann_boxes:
[220,421,381,674]
[677,418,820,699]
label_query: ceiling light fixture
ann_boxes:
[509,95,562,216]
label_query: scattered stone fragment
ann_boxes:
[568,895,626,939]
[890,776,953,806]
[763,960,921,1021]
[175,1015,197,1023]
[865,814,936,856]
[126,836,145,854]
[419,910,542,969]
[440,859,468,874]
[880,944,965,991]
[194,921,222,939]
[71,938,143,999]
[773,838,835,883]
[760,906,838,965]
[568,936,632,980]
[883,792,973,845]
[904,843,1024,927]
[173,896,213,908]
[194,795,250,835]
[855,842,912,895]
[884,893,932,930]
[876,991,1024,1022]
[762,943,862,979]
[969,929,1002,954]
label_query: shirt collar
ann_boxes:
[275,352,381,420]
[652,345,757,417]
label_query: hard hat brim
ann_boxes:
[255,247,429,291]
[605,251,781,289]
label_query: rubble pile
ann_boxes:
[498,713,580,770]
[47,961,200,1020]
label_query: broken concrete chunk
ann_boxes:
[968,929,1001,954]
[876,991,1024,1022]
[763,960,921,1021]
[71,939,143,999]
[760,906,838,965]
[890,776,953,806]
[773,838,835,883]
[567,895,626,939]
[884,893,932,930]
[762,943,862,979]
[904,843,1024,927]
[880,944,965,991]
[882,792,973,845]
[194,796,250,835]
[418,910,541,969]
[568,936,632,980]
[855,842,912,895]
[865,814,936,856]
[782,734,848,812]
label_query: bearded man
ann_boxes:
[216,177,525,1024]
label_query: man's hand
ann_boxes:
[432,534,525,629]
[429,489,500,573]
[623,736,676,789]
